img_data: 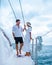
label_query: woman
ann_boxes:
[23,22,32,56]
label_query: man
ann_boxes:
[12,19,25,56]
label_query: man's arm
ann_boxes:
[12,32,15,39]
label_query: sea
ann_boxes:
[12,44,52,65]
[31,45,52,65]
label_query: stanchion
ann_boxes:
[35,38,38,65]
[31,39,34,59]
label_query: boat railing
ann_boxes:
[31,30,52,65]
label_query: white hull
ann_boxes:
[0,30,34,65]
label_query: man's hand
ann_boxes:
[23,24,26,31]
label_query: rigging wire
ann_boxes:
[8,0,25,24]
[8,0,17,19]
[19,0,25,24]
[42,30,52,37]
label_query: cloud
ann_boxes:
[43,32,52,45]
[1,0,52,45]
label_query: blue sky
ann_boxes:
[0,0,52,45]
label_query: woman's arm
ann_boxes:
[30,32,32,40]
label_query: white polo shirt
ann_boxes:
[12,25,23,37]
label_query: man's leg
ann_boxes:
[19,43,23,54]
[16,44,18,55]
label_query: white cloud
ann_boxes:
[1,0,52,45]
[43,32,52,45]
[22,4,34,15]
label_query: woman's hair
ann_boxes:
[26,22,31,27]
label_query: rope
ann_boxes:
[42,30,52,37]
[0,27,12,46]
[19,0,25,24]
[8,0,17,19]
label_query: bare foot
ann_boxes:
[25,52,31,56]
[17,51,19,56]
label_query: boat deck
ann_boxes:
[5,50,34,65]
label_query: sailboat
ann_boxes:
[0,0,52,65]
[0,0,35,64]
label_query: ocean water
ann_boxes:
[12,44,52,65]
[31,45,52,65]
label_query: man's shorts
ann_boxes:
[14,37,23,44]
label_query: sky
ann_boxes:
[0,0,52,45]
